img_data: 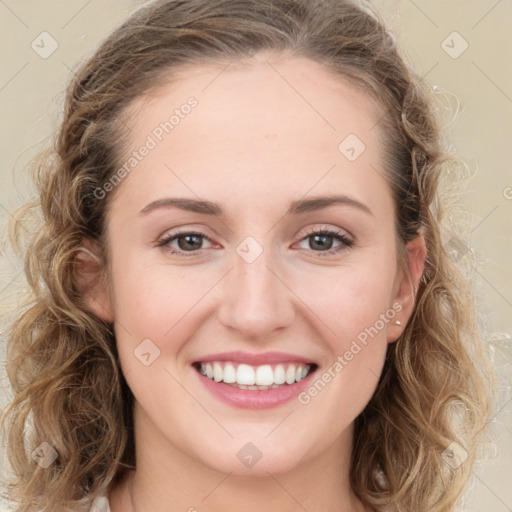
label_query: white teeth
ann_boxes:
[255,365,274,386]
[285,365,296,385]
[213,362,223,382]
[236,364,256,385]
[198,361,313,387]
[223,363,236,383]
[274,364,286,385]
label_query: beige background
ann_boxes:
[0,0,511,510]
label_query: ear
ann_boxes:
[387,233,427,343]
[74,238,114,322]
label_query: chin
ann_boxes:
[205,455,302,478]
[190,437,309,477]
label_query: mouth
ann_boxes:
[192,361,318,390]
[192,354,318,409]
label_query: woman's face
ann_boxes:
[89,54,424,476]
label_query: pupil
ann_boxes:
[179,235,202,251]
[311,234,333,250]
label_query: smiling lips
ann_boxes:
[193,351,318,408]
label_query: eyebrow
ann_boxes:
[138,194,373,217]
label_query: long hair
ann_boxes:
[0,1,494,511]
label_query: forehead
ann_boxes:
[127,53,385,138]
[109,54,391,217]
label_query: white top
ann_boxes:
[90,494,111,512]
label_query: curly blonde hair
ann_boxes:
[1,0,494,511]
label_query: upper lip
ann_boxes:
[194,351,316,366]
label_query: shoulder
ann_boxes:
[89,494,110,512]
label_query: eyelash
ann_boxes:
[300,228,354,256]
[156,228,354,258]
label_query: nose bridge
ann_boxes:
[217,237,295,338]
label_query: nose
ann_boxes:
[216,245,296,340]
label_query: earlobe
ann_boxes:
[387,233,427,343]
[74,239,114,322]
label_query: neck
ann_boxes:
[111,404,367,512]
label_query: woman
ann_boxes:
[0,0,494,511]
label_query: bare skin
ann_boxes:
[81,52,426,512]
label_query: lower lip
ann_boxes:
[195,369,315,409]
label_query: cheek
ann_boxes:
[110,246,397,349]
[110,252,213,336]
[109,230,398,355]
[292,256,398,341]
[292,258,396,413]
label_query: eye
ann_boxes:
[295,228,354,256]
[157,230,215,256]
[156,227,354,258]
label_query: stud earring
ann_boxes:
[395,320,401,326]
